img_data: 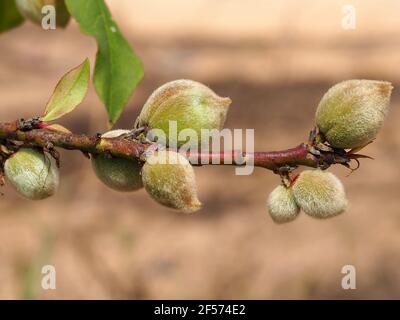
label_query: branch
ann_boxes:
[0,120,351,172]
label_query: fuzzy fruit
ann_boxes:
[16,0,70,27]
[316,79,392,149]
[292,170,347,219]
[136,79,232,147]
[91,130,143,192]
[141,150,201,213]
[4,148,59,200]
[267,185,300,224]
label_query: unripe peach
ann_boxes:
[292,170,347,219]
[4,148,59,200]
[136,79,231,147]
[141,150,201,213]
[267,185,300,224]
[91,130,143,192]
[316,80,392,149]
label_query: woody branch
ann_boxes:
[0,120,351,171]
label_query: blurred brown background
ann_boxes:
[0,0,400,299]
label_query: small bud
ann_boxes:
[4,148,59,200]
[100,129,129,139]
[267,185,300,224]
[292,170,347,219]
[141,150,201,213]
[16,0,70,27]
[316,79,392,149]
[136,79,231,147]
[91,130,143,192]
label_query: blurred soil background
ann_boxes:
[0,0,400,299]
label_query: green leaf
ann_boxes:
[54,0,71,28]
[65,0,143,126]
[46,124,72,133]
[0,0,25,33]
[42,58,90,122]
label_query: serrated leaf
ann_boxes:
[65,0,143,126]
[0,0,25,33]
[42,58,90,122]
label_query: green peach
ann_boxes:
[4,148,59,200]
[91,130,143,192]
[292,170,347,219]
[316,79,392,149]
[136,79,231,147]
[267,185,300,224]
[141,150,201,213]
